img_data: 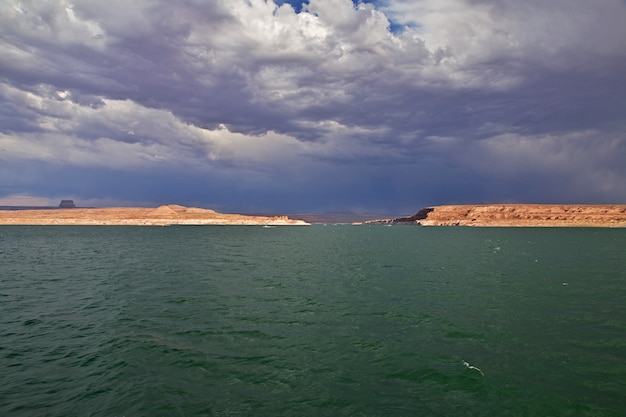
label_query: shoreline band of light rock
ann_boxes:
[367,205,626,227]
[0,205,309,226]
[2,204,625,227]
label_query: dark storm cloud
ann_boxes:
[1,0,625,212]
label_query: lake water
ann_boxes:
[1,225,625,416]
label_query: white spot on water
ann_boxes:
[463,360,484,376]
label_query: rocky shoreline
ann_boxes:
[0,205,309,226]
[366,204,626,227]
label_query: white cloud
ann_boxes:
[0,81,322,171]
[1,0,105,48]
[381,0,626,66]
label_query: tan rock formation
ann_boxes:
[368,205,626,227]
[0,205,309,226]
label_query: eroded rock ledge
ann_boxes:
[367,205,626,227]
[0,205,309,226]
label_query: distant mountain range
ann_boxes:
[0,200,85,211]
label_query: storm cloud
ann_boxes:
[1,0,625,213]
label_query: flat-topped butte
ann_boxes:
[366,204,626,227]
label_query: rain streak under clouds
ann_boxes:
[1,0,625,213]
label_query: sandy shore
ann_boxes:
[368,204,626,227]
[0,205,309,226]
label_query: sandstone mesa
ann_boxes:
[2,204,625,227]
[0,205,309,226]
[367,204,626,227]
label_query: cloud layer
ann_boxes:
[1,0,625,212]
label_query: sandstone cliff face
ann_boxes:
[0,205,309,226]
[370,205,626,227]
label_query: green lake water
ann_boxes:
[1,225,625,416]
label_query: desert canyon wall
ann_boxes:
[370,205,626,227]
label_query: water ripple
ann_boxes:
[1,226,625,416]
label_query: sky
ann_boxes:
[1,0,625,214]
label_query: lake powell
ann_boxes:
[1,225,625,416]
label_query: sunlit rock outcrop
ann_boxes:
[367,205,626,227]
[0,205,309,226]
